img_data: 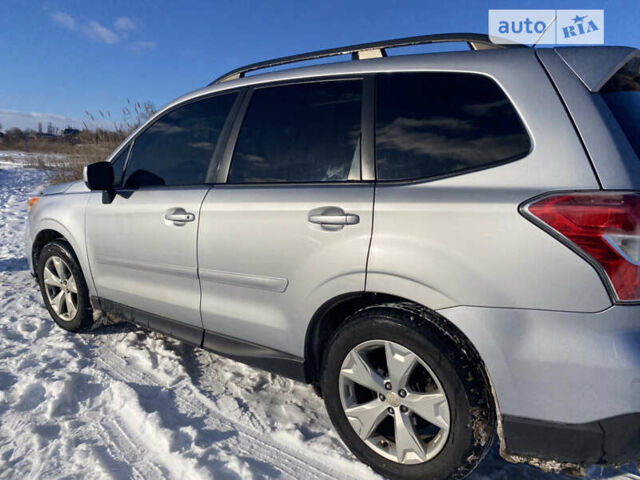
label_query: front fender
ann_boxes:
[30,193,96,296]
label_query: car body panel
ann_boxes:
[367,180,611,312]
[439,303,640,424]
[198,184,374,356]
[27,192,96,296]
[85,188,209,328]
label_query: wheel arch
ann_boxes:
[304,292,496,406]
[32,228,66,271]
[31,222,97,297]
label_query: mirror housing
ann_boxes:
[83,161,115,203]
[84,161,114,190]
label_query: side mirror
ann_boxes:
[83,162,115,203]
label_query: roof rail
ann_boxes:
[211,33,524,84]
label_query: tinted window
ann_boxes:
[228,80,362,183]
[375,73,531,181]
[111,145,129,187]
[124,93,236,187]
[601,57,640,159]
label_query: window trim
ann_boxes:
[118,87,245,191]
[110,142,131,188]
[372,71,533,185]
[216,74,375,186]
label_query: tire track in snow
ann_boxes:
[82,333,361,480]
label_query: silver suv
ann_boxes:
[25,33,640,480]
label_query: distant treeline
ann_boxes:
[0,100,156,184]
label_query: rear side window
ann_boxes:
[601,57,640,159]
[124,93,237,188]
[375,72,531,181]
[228,80,362,183]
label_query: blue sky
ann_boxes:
[0,0,638,130]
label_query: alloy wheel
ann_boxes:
[43,256,78,321]
[338,339,451,464]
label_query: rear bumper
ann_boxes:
[438,304,640,465]
[502,413,640,465]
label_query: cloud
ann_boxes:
[84,21,120,44]
[114,17,135,32]
[50,12,76,30]
[48,13,152,52]
[128,41,156,54]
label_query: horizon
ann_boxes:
[1,0,637,131]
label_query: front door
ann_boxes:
[86,91,239,337]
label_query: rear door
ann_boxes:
[86,92,239,340]
[197,78,374,356]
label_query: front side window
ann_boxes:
[228,80,362,183]
[375,72,531,181]
[601,57,640,159]
[123,93,237,188]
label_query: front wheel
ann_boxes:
[37,239,94,332]
[321,304,495,480]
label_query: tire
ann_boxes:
[321,303,495,480]
[37,239,94,332]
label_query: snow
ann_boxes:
[0,150,68,172]
[0,161,638,479]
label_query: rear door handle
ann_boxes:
[165,213,195,222]
[308,214,360,225]
[164,207,195,226]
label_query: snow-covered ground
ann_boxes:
[0,150,67,167]
[0,160,638,479]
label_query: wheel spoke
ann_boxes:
[43,266,62,287]
[404,392,450,431]
[384,341,418,390]
[52,257,67,281]
[51,291,65,314]
[341,350,387,394]
[65,294,77,319]
[344,399,388,440]
[66,276,78,294]
[394,411,427,464]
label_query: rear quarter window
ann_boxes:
[375,72,531,181]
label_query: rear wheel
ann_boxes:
[321,304,494,480]
[37,240,93,332]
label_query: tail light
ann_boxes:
[522,192,640,303]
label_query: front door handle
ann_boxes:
[308,213,360,225]
[164,207,195,226]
